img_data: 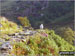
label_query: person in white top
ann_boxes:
[40,24,44,29]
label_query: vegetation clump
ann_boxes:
[12,29,75,56]
[56,27,74,45]
[0,17,22,34]
[17,17,31,27]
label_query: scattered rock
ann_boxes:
[21,39,26,42]
[24,30,37,36]
[9,38,21,42]
[0,24,2,27]
[14,33,19,36]
[0,53,10,56]
[23,27,33,30]
[0,42,12,50]
[0,38,5,43]
[0,42,12,54]
[19,31,25,35]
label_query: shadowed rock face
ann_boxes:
[1,1,74,29]
[1,1,48,22]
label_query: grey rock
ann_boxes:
[0,24,2,27]
[0,42,13,55]
[9,38,20,42]
[8,33,19,36]
[19,31,25,35]
[14,33,19,36]
[0,53,9,56]
[25,30,37,35]
[1,42,12,50]
[16,35,22,38]
[0,38,5,43]
[10,36,17,38]
[25,30,31,33]
[23,27,33,30]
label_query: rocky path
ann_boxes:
[0,29,37,56]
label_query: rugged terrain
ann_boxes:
[0,1,75,56]
[0,16,75,56]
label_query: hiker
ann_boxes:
[40,24,44,29]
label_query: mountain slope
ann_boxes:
[0,17,75,56]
